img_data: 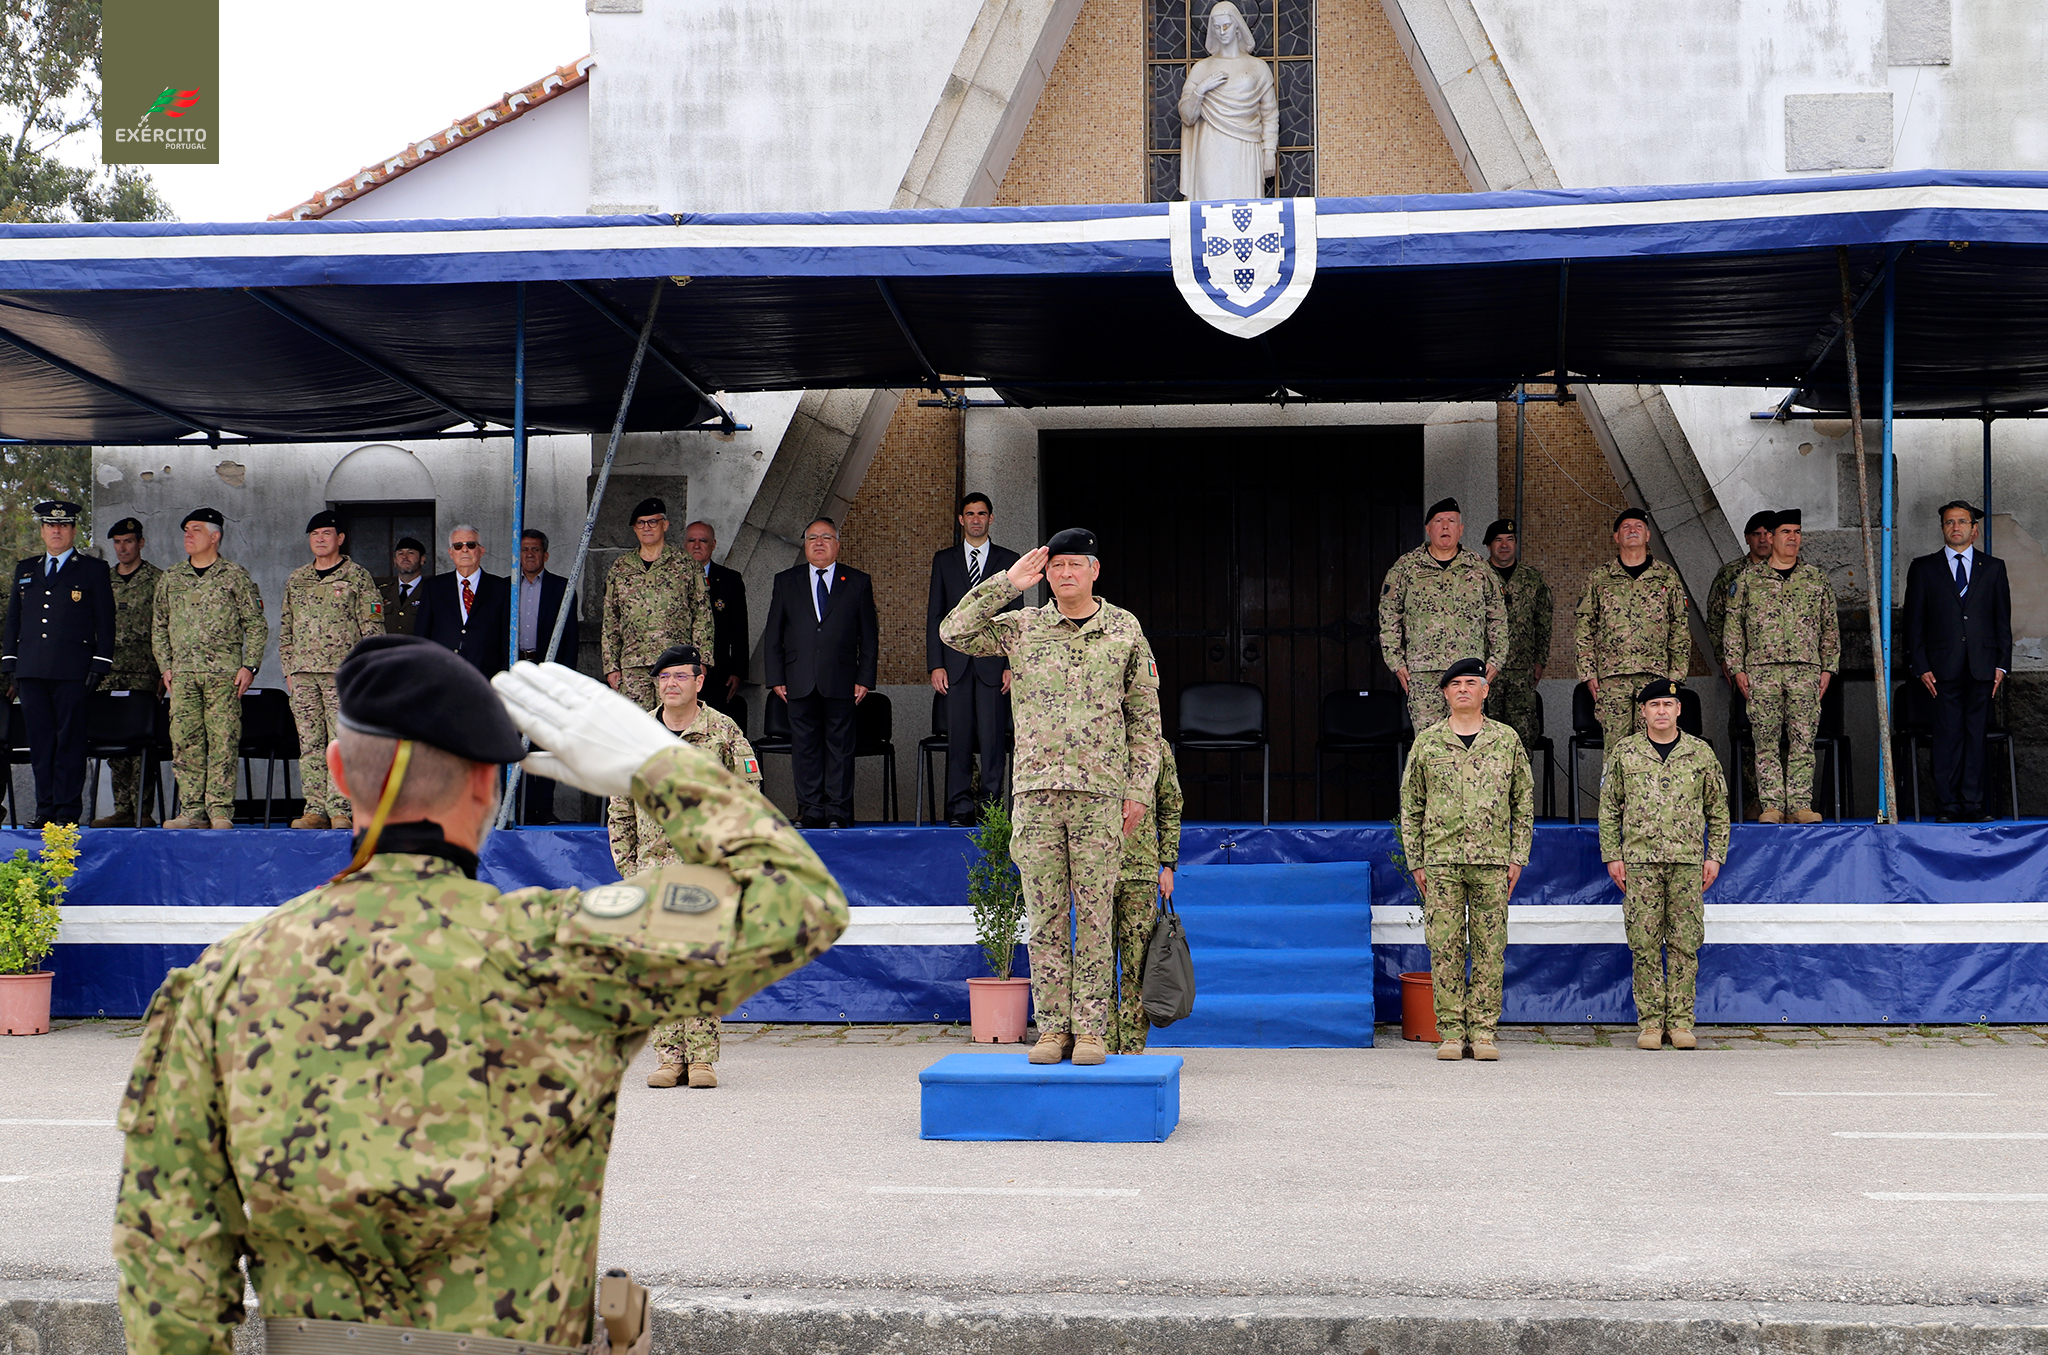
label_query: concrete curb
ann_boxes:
[10,1285,2048,1355]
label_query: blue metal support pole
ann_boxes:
[506,283,528,825]
[1983,416,1994,557]
[1880,267,1897,821]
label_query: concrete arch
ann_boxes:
[324,443,437,502]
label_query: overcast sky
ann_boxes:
[113,0,589,222]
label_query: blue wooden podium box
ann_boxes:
[919,1052,1184,1142]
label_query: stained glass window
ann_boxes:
[1146,0,1314,202]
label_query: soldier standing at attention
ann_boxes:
[942,529,1162,1068]
[1399,659,1533,1062]
[152,507,266,830]
[1109,731,1181,1055]
[96,517,162,828]
[279,511,385,831]
[113,638,847,1355]
[1706,511,1778,818]
[1480,518,1551,748]
[1378,499,1507,732]
[1726,509,1839,824]
[602,497,712,710]
[1,500,115,826]
[608,644,763,1090]
[1599,679,1728,1051]
[1575,508,1693,753]
[378,536,428,636]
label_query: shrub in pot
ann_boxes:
[0,822,80,1036]
[964,800,1029,1043]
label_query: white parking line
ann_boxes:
[0,1175,26,1183]
[869,1185,1139,1198]
[1836,1132,2048,1139]
[0,1118,117,1126]
[1866,1193,2048,1201]
[1776,1092,1996,1098]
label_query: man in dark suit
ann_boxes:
[514,528,579,822]
[378,536,429,635]
[1904,500,2013,822]
[684,519,748,720]
[762,517,877,828]
[415,524,511,677]
[0,500,116,825]
[926,492,1021,825]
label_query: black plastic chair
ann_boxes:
[1894,679,2013,821]
[756,694,794,754]
[852,691,899,822]
[235,687,301,826]
[85,689,169,827]
[1566,681,1602,824]
[1731,677,1848,822]
[915,692,949,826]
[1526,689,1557,819]
[1313,690,1411,821]
[1174,681,1269,824]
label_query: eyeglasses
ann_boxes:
[632,517,666,528]
[655,670,700,683]
[450,541,481,551]
[804,534,838,543]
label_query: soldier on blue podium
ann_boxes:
[1,500,116,825]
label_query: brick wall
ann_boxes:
[1312,1,1473,196]
[993,0,1145,205]
[840,397,961,685]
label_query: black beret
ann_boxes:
[305,510,341,533]
[1936,500,1984,522]
[650,644,704,675]
[1482,518,1515,545]
[335,634,526,764]
[1424,498,1460,523]
[33,500,82,524]
[182,506,224,529]
[629,497,667,522]
[1612,507,1650,531]
[1437,657,1488,688]
[1045,527,1097,558]
[1636,678,1684,705]
[1775,508,1802,527]
[1743,511,1777,536]
[106,517,143,539]
[393,536,427,554]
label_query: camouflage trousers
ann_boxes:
[107,669,158,820]
[617,669,656,712]
[1405,671,1448,731]
[169,673,241,820]
[1747,663,1822,814]
[288,674,350,819]
[651,1015,721,1065]
[1487,675,1542,748]
[1622,861,1705,1032]
[1010,788,1121,1038]
[1109,880,1160,1054]
[1423,863,1511,1041]
[1594,672,1659,758]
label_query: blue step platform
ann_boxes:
[919,1051,1183,1142]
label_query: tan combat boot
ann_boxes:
[1757,808,1785,824]
[1436,1039,1465,1061]
[1072,1035,1108,1066]
[645,1063,683,1088]
[1027,1031,1073,1065]
[289,812,330,830]
[163,814,209,829]
[331,815,354,833]
[1638,1027,1664,1050]
[687,1062,718,1088]
[209,816,235,831]
[1669,1028,1698,1049]
[91,811,135,828]
[1791,809,1823,824]
[1471,1037,1500,1061]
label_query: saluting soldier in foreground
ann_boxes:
[0,500,114,826]
[1599,679,1729,1051]
[1725,509,1839,824]
[602,497,713,710]
[1110,730,1182,1055]
[942,528,1162,1068]
[607,644,763,1090]
[1574,508,1693,754]
[1398,659,1534,1062]
[1378,498,1507,732]
[152,508,267,829]
[113,638,847,1355]
[97,517,163,827]
[1480,518,1552,748]
[279,511,385,831]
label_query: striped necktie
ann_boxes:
[967,547,982,588]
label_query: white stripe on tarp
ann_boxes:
[1369,903,2048,946]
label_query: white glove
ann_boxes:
[491,661,676,798]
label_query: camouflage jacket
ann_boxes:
[151,558,267,675]
[1725,559,1841,672]
[113,744,847,1355]
[1704,555,1757,667]
[609,701,762,875]
[1573,557,1693,681]
[940,577,1163,800]
[1398,718,1535,868]
[1377,545,1508,674]
[1598,730,1730,864]
[279,557,384,674]
[600,545,712,675]
[1118,741,1184,882]
[110,560,163,682]
[1490,561,1553,680]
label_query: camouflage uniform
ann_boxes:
[601,545,713,710]
[152,560,267,822]
[1485,561,1552,747]
[1726,560,1840,816]
[113,744,847,1355]
[1574,558,1693,751]
[1706,554,1763,812]
[609,700,763,1070]
[1599,730,1730,1033]
[1398,719,1534,1042]
[278,558,384,820]
[942,576,1163,1040]
[107,560,163,822]
[1378,546,1508,731]
[1110,743,1182,1054]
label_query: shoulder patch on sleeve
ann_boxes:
[567,861,740,961]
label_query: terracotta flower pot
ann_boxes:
[966,976,1031,1044]
[1399,971,1439,1043]
[0,972,54,1036]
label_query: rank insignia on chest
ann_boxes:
[70,589,81,602]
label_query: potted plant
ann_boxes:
[0,822,80,1036]
[963,800,1030,1043]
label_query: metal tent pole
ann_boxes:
[1882,264,1899,821]
[1982,415,1994,556]
[1837,249,1897,824]
[1513,384,1526,532]
[507,284,527,824]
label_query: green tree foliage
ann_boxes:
[0,443,91,564]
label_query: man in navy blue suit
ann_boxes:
[1903,500,2012,822]
[762,517,877,828]
[1,500,116,825]
[414,524,512,677]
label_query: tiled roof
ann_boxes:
[271,55,593,221]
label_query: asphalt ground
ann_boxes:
[5,1021,2047,1307]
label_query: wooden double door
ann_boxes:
[1041,428,1423,822]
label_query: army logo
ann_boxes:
[661,882,719,914]
[582,884,646,919]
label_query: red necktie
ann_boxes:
[462,577,475,617]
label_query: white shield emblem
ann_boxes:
[1169,196,1318,339]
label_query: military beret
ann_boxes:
[1612,507,1650,531]
[106,517,143,539]
[33,500,81,524]
[1936,499,1983,522]
[1437,657,1488,688]
[1636,678,1684,705]
[1482,518,1516,546]
[1045,527,1097,559]
[629,497,667,522]
[1775,508,1802,527]
[182,506,224,529]
[335,634,526,764]
[1424,498,1460,523]
[1743,511,1777,536]
[305,510,341,533]
[393,536,427,555]
[650,644,704,675]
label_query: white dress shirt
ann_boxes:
[811,565,834,622]
[455,567,481,623]
[964,541,988,583]
[1946,546,1971,592]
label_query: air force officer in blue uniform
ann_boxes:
[1,500,116,825]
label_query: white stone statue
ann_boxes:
[1177,1,1279,201]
